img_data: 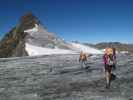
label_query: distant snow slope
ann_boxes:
[70,43,103,54]
[25,42,103,56]
[23,25,103,56]
[25,43,77,56]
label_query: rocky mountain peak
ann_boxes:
[19,12,40,30]
[0,12,71,58]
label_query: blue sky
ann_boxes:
[0,0,133,43]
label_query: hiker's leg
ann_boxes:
[105,65,113,88]
[108,72,111,87]
[105,71,110,88]
[84,60,87,65]
[105,72,109,88]
[84,60,87,68]
[104,64,107,72]
[113,64,116,70]
[108,66,113,87]
[80,61,84,69]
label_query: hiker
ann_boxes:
[79,51,87,69]
[103,48,116,88]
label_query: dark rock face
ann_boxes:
[12,40,28,57]
[0,26,28,57]
[0,12,39,58]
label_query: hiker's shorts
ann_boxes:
[105,64,113,73]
